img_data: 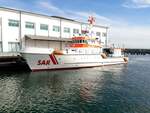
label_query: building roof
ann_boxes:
[0,7,109,29]
[51,16,75,22]
[25,35,72,42]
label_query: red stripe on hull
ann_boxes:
[49,54,57,64]
[53,54,58,64]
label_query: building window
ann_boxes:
[8,19,19,27]
[40,24,48,30]
[81,30,89,34]
[96,32,101,36]
[64,27,70,33]
[73,28,79,34]
[102,33,107,37]
[53,25,60,32]
[8,42,20,52]
[25,22,34,29]
[0,42,2,52]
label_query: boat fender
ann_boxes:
[123,57,128,62]
[53,50,64,55]
[101,53,107,59]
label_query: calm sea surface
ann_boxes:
[0,55,150,113]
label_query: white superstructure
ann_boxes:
[0,7,108,53]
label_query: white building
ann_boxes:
[0,7,108,53]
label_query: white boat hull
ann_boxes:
[21,53,128,71]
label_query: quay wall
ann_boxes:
[124,49,150,55]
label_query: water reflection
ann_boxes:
[0,64,129,112]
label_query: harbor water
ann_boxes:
[0,55,150,113]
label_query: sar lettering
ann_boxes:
[37,60,51,65]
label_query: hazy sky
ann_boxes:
[0,0,150,48]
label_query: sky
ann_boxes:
[0,0,150,49]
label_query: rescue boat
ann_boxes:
[21,35,128,71]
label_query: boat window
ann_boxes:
[72,49,76,51]
[66,49,68,53]
[96,32,101,36]
[83,40,86,43]
[102,32,107,37]
[92,40,95,43]
[74,40,76,43]
[85,40,88,44]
